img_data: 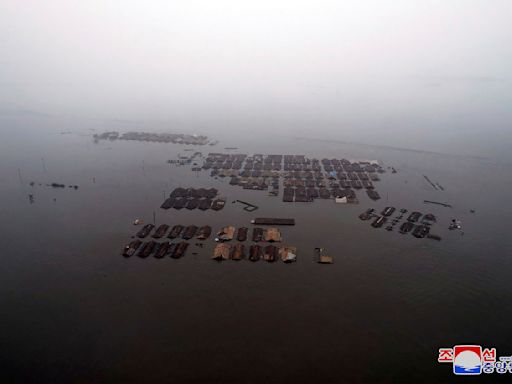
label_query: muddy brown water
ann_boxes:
[1,118,512,383]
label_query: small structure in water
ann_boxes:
[154,242,172,258]
[449,219,462,230]
[137,241,157,258]
[161,198,175,210]
[122,240,142,257]
[212,243,231,261]
[231,244,246,261]
[251,218,295,226]
[185,199,199,210]
[152,224,170,239]
[171,242,189,258]
[381,207,396,217]
[234,200,258,212]
[198,199,212,210]
[216,226,235,242]
[171,188,186,198]
[252,227,264,242]
[280,246,297,263]
[335,196,348,204]
[407,211,422,223]
[237,227,248,241]
[182,225,198,240]
[399,222,414,234]
[173,198,186,210]
[359,208,375,220]
[421,213,436,225]
[136,224,154,238]
[263,245,278,262]
[371,216,387,228]
[196,226,212,240]
[412,225,430,238]
[315,248,333,264]
[249,245,261,261]
[367,190,381,200]
[168,225,184,239]
[424,200,452,208]
[264,228,282,242]
[211,199,226,211]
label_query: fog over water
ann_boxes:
[1,1,511,158]
[1,2,512,383]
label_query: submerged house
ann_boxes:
[279,246,297,263]
[216,226,235,242]
[264,228,282,242]
[212,243,231,260]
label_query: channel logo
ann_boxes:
[453,345,482,375]
[438,345,503,376]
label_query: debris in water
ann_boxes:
[315,248,333,264]
[424,200,452,208]
[449,219,462,230]
[234,200,258,212]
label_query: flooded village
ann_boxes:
[4,3,510,382]
[93,131,211,145]
[4,122,504,384]
[15,129,464,266]
[113,138,462,263]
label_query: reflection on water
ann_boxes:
[1,115,512,383]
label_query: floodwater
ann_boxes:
[1,115,512,383]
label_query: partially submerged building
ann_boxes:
[264,228,282,242]
[279,246,297,263]
[212,243,231,260]
[216,226,235,242]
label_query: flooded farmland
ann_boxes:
[1,116,512,383]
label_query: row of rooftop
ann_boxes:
[122,218,340,263]
[205,153,380,165]
[135,222,292,243]
[359,207,441,239]
[93,131,210,145]
[124,240,298,262]
[203,160,383,173]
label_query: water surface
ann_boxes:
[1,115,512,383]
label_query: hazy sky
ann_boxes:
[0,0,510,129]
